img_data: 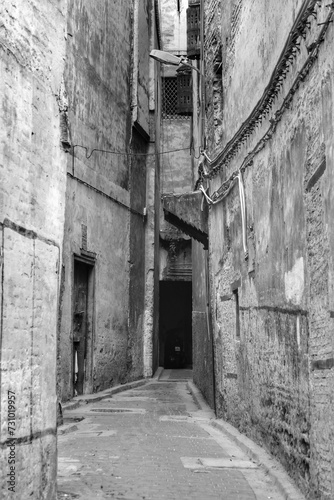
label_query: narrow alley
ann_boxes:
[57,370,299,500]
[1,0,334,498]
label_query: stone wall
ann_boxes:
[0,0,67,497]
[202,0,334,497]
[161,119,193,194]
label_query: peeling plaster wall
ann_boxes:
[142,3,162,378]
[203,1,334,498]
[161,119,193,194]
[59,0,155,400]
[60,0,133,401]
[0,1,67,498]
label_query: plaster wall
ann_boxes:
[203,1,334,497]
[0,0,67,497]
[159,119,193,285]
[192,242,215,407]
[159,0,194,292]
[161,119,193,194]
[60,178,131,398]
[159,0,188,55]
[142,3,162,377]
[60,0,154,400]
[134,0,151,136]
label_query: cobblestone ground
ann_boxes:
[57,371,285,500]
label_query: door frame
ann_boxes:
[159,280,193,368]
[72,254,95,396]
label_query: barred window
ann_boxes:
[162,78,178,118]
[162,77,192,119]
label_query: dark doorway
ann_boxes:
[159,281,192,369]
[73,259,94,396]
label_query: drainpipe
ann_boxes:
[238,171,248,261]
[205,249,217,415]
[200,0,216,414]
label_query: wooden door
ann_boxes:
[73,261,89,396]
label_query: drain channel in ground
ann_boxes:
[90,408,146,414]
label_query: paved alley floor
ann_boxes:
[57,371,287,500]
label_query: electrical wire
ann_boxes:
[71,144,191,159]
[71,143,191,178]
[198,0,325,182]
[197,1,333,266]
[67,172,145,217]
[200,1,334,206]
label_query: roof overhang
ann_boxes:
[162,191,208,249]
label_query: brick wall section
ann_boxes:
[202,1,334,497]
[204,0,223,153]
[0,1,67,498]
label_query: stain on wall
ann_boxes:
[59,0,156,400]
[0,0,67,497]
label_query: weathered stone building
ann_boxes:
[188,0,334,498]
[0,1,68,498]
[58,0,160,401]
[0,0,161,497]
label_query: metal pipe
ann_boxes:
[238,171,248,260]
[205,250,216,416]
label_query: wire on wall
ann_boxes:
[70,143,191,176]
[198,0,332,186]
[199,0,334,205]
[67,172,145,217]
[69,144,190,216]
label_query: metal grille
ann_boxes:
[162,78,178,118]
[162,77,192,119]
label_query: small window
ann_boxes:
[162,77,178,118]
[162,77,192,119]
[233,289,240,338]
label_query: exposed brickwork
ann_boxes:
[204,0,223,152]
[198,1,334,498]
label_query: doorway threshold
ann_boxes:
[159,369,193,382]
